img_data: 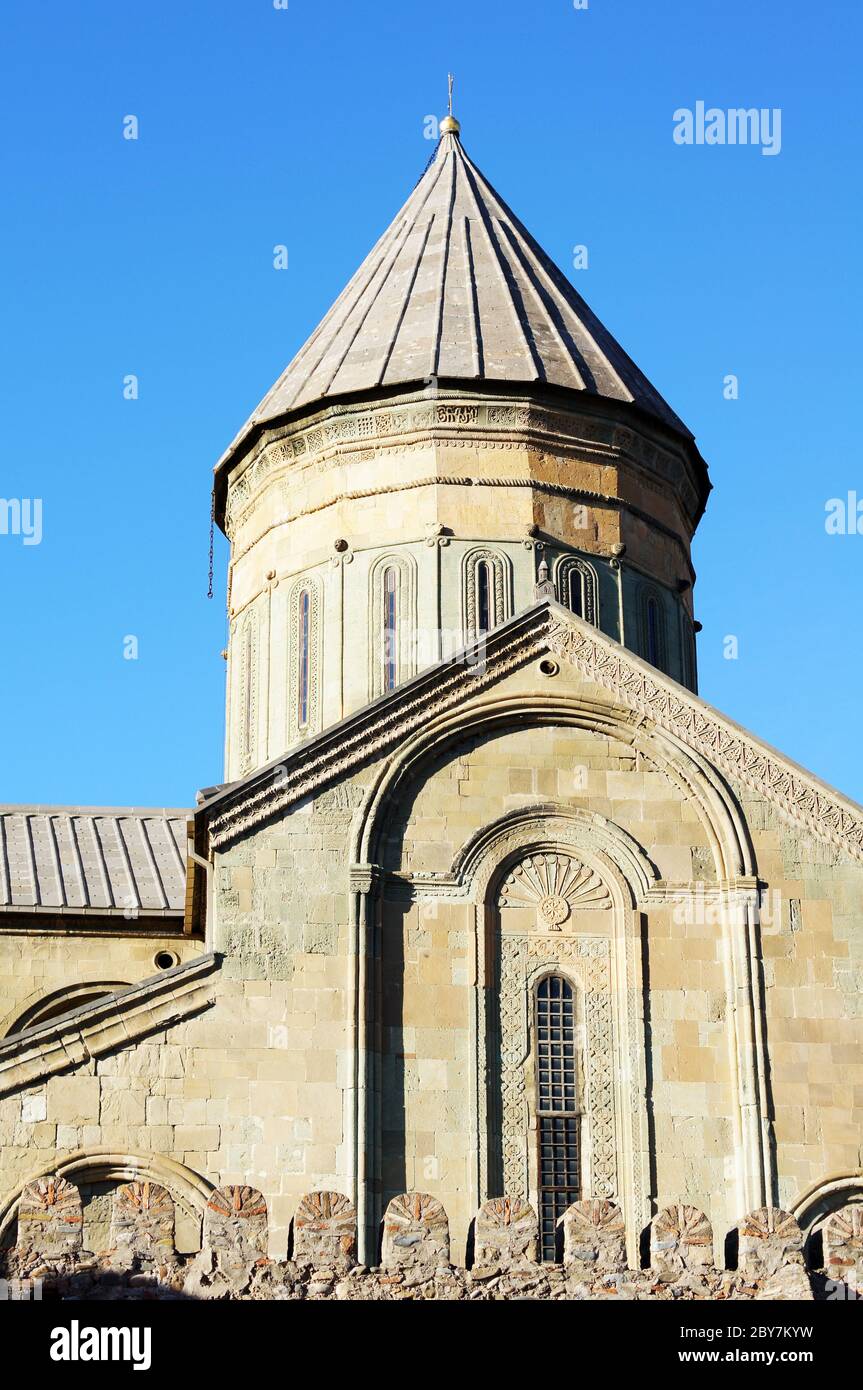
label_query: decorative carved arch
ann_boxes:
[452,803,658,907]
[346,691,768,1260]
[367,551,418,700]
[554,555,598,625]
[353,693,754,882]
[453,811,653,1255]
[287,573,323,741]
[461,547,513,641]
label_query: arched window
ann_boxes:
[646,598,660,665]
[383,565,398,692]
[535,975,579,1261]
[640,586,667,672]
[297,588,311,728]
[555,557,598,625]
[368,554,417,700]
[462,549,512,642]
[288,576,322,741]
[567,567,583,618]
[238,615,257,771]
[476,560,491,634]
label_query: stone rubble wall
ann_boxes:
[4,1179,858,1301]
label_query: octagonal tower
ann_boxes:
[213,118,710,780]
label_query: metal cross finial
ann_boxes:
[447,73,454,117]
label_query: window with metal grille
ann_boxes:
[535,974,579,1261]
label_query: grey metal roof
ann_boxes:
[217,128,691,476]
[0,807,189,916]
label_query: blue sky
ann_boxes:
[1,0,860,807]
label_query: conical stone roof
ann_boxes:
[217,125,693,476]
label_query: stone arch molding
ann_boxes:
[0,1150,213,1245]
[353,693,755,883]
[346,693,769,1261]
[452,803,658,909]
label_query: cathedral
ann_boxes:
[1,113,861,1297]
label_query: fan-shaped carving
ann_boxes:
[294,1190,357,1269]
[825,1204,863,1283]
[204,1185,268,1261]
[475,1197,537,1266]
[295,1190,355,1229]
[651,1204,713,1274]
[17,1176,83,1262]
[738,1206,803,1275]
[562,1199,627,1276]
[499,853,610,926]
[21,1176,80,1212]
[111,1181,175,1263]
[382,1192,450,1269]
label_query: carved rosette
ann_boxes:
[563,1198,627,1278]
[205,1185,268,1263]
[498,853,610,929]
[382,1192,450,1270]
[293,1190,357,1270]
[474,1197,537,1267]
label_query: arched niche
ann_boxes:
[0,1151,212,1255]
[448,806,656,1262]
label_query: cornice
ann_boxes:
[222,387,701,545]
[0,953,220,1098]
[544,617,863,863]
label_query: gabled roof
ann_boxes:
[0,807,189,917]
[215,126,693,482]
[198,601,863,867]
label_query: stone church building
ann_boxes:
[1,116,861,1295]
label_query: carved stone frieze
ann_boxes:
[498,852,611,926]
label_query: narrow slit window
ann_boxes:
[297,589,311,728]
[477,560,491,634]
[646,597,661,668]
[241,624,254,761]
[567,567,583,618]
[383,566,398,692]
[536,975,579,1262]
